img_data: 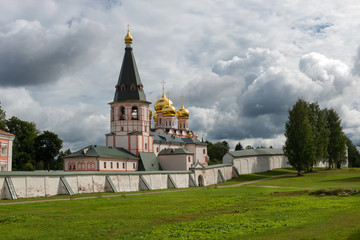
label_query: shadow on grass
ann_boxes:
[321,177,360,183]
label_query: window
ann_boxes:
[131,107,138,120]
[133,163,136,169]
[188,157,191,162]
[203,149,206,154]
[119,107,125,120]
[156,147,159,153]
[121,84,126,91]
[104,162,107,169]
[121,127,124,131]
[123,162,125,169]
[145,143,148,150]
[111,162,113,169]
[117,162,119,169]
[159,118,161,124]
[130,84,136,91]
[1,144,7,156]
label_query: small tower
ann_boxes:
[176,96,190,131]
[161,92,176,130]
[106,27,153,156]
[154,80,173,129]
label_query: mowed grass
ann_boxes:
[0,168,359,239]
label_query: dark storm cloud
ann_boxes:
[0,19,106,86]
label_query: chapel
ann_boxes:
[64,28,208,171]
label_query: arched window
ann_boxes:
[121,84,126,91]
[145,143,148,150]
[119,107,125,120]
[131,107,138,120]
[111,107,114,122]
[104,162,107,169]
[203,149,206,154]
[130,84,136,91]
[123,162,125,169]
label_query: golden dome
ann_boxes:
[149,109,152,120]
[124,28,133,44]
[176,106,189,119]
[162,103,176,117]
[176,96,189,119]
[154,95,173,113]
[153,112,157,122]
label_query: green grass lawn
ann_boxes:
[0,168,359,239]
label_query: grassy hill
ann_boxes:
[0,168,359,239]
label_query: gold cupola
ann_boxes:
[149,109,153,120]
[176,96,189,119]
[162,93,176,117]
[124,26,133,44]
[154,80,173,113]
[153,112,158,122]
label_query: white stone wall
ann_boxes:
[0,164,233,199]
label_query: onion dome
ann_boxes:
[162,99,176,117]
[176,96,189,119]
[153,112,158,122]
[149,109,152,120]
[124,28,133,44]
[154,94,173,113]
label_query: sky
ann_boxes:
[0,0,360,151]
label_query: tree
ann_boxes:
[0,102,6,131]
[245,145,253,150]
[6,117,39,170]
[345,137,360,167]
[55,149,72,170]
[235,142,244,151]
[325,108,346,169]
[283,99,315,175]
[34,131,63,171]
[206,141,230,165]
[308,103,330,171]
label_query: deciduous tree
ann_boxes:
[34,131,63,171]
[283,99,315,175]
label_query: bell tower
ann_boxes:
[106,27,154,156]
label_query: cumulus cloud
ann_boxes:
[0,18,106,86]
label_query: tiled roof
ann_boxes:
[65,145,139,160]
[0,129,14,136]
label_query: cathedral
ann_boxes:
[64,29,208,172]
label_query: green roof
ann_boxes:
[65,145,139,160]
[227,148,284,157]
[151,132,207,145]
[158,148,193,155]
[112,47,148,103]
[138,152,161,171]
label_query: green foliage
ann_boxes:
[34,131,63,171]
[0,102,6,131]
[246,145,254,149]
[206,141,230,164]
[284,99,315,175]
[235,142,244,151]
[325,108,347,169]
[55,149,72,170]
[6,117,39,170]
[346,137,360,167]
[284,100,347,173]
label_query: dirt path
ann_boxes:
[0,172,299,206]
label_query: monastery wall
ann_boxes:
[0,164,232,199]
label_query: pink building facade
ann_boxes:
[0,130,15,171]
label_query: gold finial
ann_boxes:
[166,91,170,105]
[161,80,166,97]
[124,24,133,44]
[181,95,184,108]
